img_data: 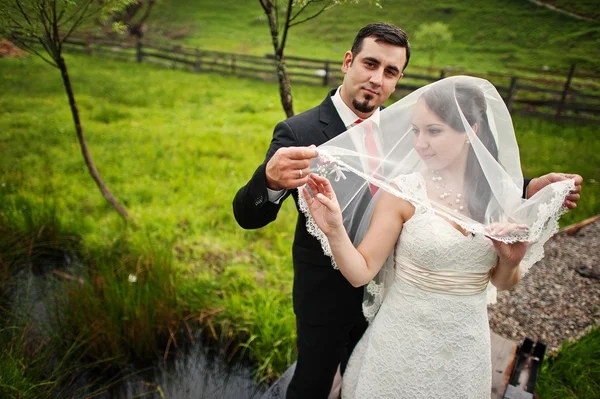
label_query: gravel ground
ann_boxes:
[488,219,600,353]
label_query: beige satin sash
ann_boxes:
[395,255,490,296]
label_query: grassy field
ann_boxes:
[536,327,600,398]
[0,53,312,386]
[144,0,600,73]
[0,46,598,394]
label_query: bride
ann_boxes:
[299,76,574,398]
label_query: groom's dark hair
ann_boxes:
[351,22,411,71]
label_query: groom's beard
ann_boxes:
[353,95,376,114]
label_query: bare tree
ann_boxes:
[0,0,133,220]
[105,0,156,38]
[258,0,380,117]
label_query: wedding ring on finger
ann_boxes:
[298,169,303,178]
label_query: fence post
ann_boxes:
[136,39,143,63]
[506,76,518,112]
[439,68,446,80]
[194,48,201,72]
[555,63,576,120]
[323,61,330,86]
[231,55,236,74]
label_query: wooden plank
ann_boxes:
[491,332,518,399]
[511,109,600,123]
[513,83,563,95]
[266,52,330,65]
[512,98,560,106]
[559,214,600,235]
[402,73,439,82]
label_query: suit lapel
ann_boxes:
[319,90,347,141]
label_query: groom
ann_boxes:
[232,23,582,398]
[234,23,409,398]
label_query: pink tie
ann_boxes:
[354,119,379,196]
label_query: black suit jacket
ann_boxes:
[233,90,364,325]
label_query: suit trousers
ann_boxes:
[286,316,368,399]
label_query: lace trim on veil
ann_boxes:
[297,160,575,316]
[485,179,572,304]
[297,183,339,269]
[514,179,573,275]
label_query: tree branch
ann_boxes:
[289,0,335,28]
[290,0,327,22]
[51,0,62,53]
[258,0,269,14]
[290,1,311,23]
[6,3,57,65]
[136,0,155,26]
[2,9,27,34]
[8,33,58,67]
[59,0,95,29]
[275,0,280,35]
[37,2,59,60]
[278,0,293,55]
[60,0,95,44]
[14,0,36,30]
[56,0,68,24]
[35,36,60,67]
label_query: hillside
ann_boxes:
[143,0,600,73]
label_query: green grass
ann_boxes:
[0,325,63,399]
[0,52,311,382]
[51,237,182,363]
[0,319,128,398]
[536,327,600,398]
[0,278,117,399]
[144,0,600,73]
[0,51,598,385]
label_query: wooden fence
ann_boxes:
[11,32,600,123]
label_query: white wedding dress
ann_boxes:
[341,174,498,399]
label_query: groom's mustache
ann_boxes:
[361,85,380,97]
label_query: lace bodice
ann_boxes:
[398,211,497,274]
[393,172,496,275]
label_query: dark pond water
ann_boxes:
[97,339,266,398]
[4,251,266,399]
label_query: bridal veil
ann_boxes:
[297,76,574,321]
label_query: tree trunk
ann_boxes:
[264,1,295,117]
[275,56,294,118]
[57,56,129,220]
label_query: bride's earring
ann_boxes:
[465,139,470,144]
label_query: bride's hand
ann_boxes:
[302,173,343,235]
[485,222,529,267]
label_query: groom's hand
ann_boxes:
[266,145,318,190]
[527,173,583,209]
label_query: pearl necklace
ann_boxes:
[431,170,465,213]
